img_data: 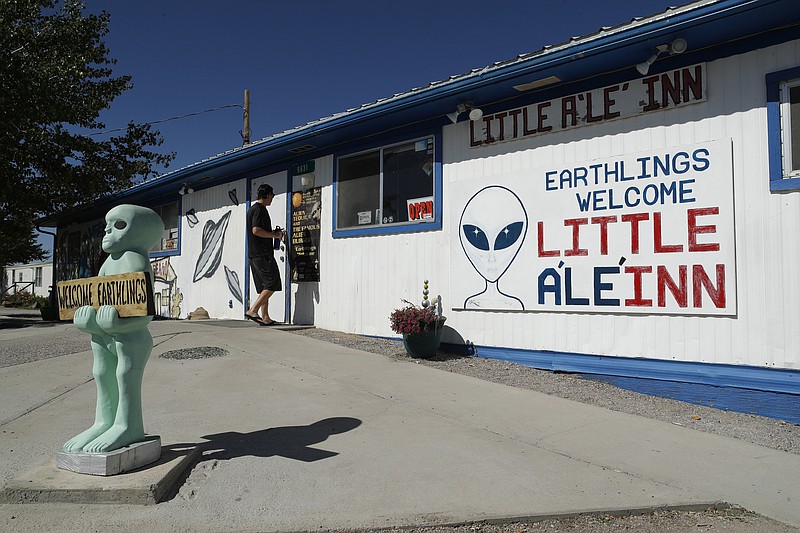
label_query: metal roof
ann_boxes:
[40,0,800,226]
[144,0,711,181]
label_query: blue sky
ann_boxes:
[38,0,681,252]
[87,0,681,171]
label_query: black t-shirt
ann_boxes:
[247,202,274,258]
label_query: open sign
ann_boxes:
[407,196,434,221]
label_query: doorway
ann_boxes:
[248,171,289,323]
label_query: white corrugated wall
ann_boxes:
[309,40,800,371]
[174,179,247,320]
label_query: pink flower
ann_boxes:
[389,303,441,335]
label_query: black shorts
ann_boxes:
[250,255,282,293]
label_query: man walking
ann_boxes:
[246,183,285,326]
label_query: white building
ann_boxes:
[2,261,53,299]
[40,0,800,395]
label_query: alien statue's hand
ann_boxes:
[95,305,123,334]
[73,306,103,335]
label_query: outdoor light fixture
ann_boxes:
[447,102,484,124]
[300,173,315,189]
[636,38,688,75]
[468,107,484,121]
[178,184,194,195]
[636,52,661,76]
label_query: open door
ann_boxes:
[249,171,289,323]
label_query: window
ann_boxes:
[150,202,179,254]
[766,67,800,190]
[335,136,440,235]
[34,267,42,287]
[780,80,800,177]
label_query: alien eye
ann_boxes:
[493,221,524,251]
[462,224,490,251]
[114,220,127,230]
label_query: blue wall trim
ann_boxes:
[332,220,442,238]
[439,342,800,395]
[149,249,180,259]
[769,176,800,191]
[766,65,800,189]
[243,177,252,311]
[283,170,291,321]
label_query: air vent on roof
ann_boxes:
[288,144,317,154]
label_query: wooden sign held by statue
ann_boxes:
[56,271,156,321]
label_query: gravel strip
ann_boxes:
[0,326,91,368]
[368,507,798,533]
[159,346,229,360]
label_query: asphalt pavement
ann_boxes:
[0,311,798,532]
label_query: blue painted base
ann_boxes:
[587,375,800,424]
[439,342,800,396]
[437,342,800,423]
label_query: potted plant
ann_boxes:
[389,280,446,359]
[39,289,60,321]
[39,299,59,321]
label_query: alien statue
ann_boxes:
[63,205,164,454]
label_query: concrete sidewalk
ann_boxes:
[0,319,798,532]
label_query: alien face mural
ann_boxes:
[459,186,528,309]
[460,186,527,282]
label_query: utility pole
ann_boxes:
[243,89,251,145]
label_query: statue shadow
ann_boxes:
[191,416,362,463]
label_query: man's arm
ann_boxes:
[252,227,283,239]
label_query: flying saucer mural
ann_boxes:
[193,211,231,282]
[224,265,243,304]
[185,208,199,228]
[184,203,245,313]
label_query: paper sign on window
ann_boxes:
[407,196,434,221]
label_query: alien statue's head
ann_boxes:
[102,205,164,254]
[459,185,527,283]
